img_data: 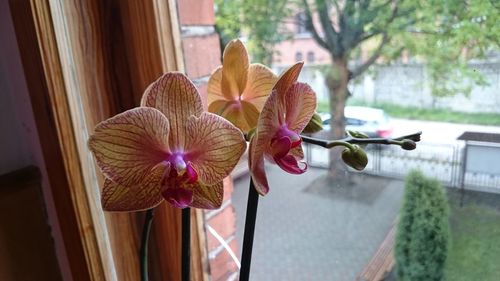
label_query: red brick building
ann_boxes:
[177,1,241,280]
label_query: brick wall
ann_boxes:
[176,1,241,280]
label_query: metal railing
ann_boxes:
[305,141,500,193]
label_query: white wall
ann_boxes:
[274,63,500,114]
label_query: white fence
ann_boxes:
[305,141,500,194]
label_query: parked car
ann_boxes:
[320,106,393,138]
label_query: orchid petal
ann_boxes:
[274,62,303,99]
[208,99,230,116]
[208,67,234,103]
[221,39,249,99]
[248,90,283,195]
[241,64,277,110]
[141,72,203,149]
[255,89,283,134]
[88,107,170,187]
[284,82,317,132]
[240,101,261,131]
[219,102,251,133]
[274,154,307,174]
[101,162,170,212]
[249,137,270,195]
[186,112,246,185]
[190,181,224,209]
[209,99,260,133]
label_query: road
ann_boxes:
[232,167,406,281]
[391,119,500,144]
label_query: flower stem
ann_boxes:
[182,208,191,281]
[140,208,155,281]
[301,131,422,149]
[240,178,259,281]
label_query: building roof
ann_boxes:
[457,131,500,144]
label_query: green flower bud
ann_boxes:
[347,130,369,149]
[341,145,368,171]
[401,139,417,150]
[347,130,369,139]
[302,112,323,134]
[246,127,257,141]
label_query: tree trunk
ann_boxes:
[325,57,350,182]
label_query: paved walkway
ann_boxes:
[231,166,405,281]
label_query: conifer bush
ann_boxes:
[395,170,450,281]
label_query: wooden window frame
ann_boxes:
[9,0,207,280]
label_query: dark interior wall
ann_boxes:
[0,0,71,279]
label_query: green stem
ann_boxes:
[301,131,421,149]
[140,209,155,281]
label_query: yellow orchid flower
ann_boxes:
[208,39,278,133]
[88,73,246,211]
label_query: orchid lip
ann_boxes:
[268,125,306,175]
[273,126,302,148]
[162,187,193,209]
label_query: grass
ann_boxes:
[317,100,329,113]
[445,196,500,281]
[316,100,500,126]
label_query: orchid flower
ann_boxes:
[207,39,277,133]
[248,62,317,195]
[88,73,246,211]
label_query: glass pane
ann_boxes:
[213,1,500,280]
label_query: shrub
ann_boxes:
[395,170,450,281]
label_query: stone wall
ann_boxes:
[283,62,500,114]
[352,62,500,113]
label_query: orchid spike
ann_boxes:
[207,39,278,133]
[248,62,317,195]
[88,73,246,211]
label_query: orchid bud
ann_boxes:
[401,139,417,150]
[347,130,369,139]
[302,112,323,134]
[246,127,257,141]
[341,145,368,171]
[347,130,369,149]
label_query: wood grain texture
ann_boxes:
[9,0,103,280]
[11,0,209,279]
[192,209,211,281]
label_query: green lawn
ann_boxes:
[317,100,500,126]
[445,198,500,281]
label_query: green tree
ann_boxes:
[395,170,450,281]
[215,0,293,65]
[215,0,499,178]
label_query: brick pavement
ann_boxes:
[231,166,405,281]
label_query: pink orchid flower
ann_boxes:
[88,73,246,211]
[207,39,277,133]
[249,62,317,195]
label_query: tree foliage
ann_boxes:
[216,0,499,95]
[214,0,294,64]
[395,170,450,281]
